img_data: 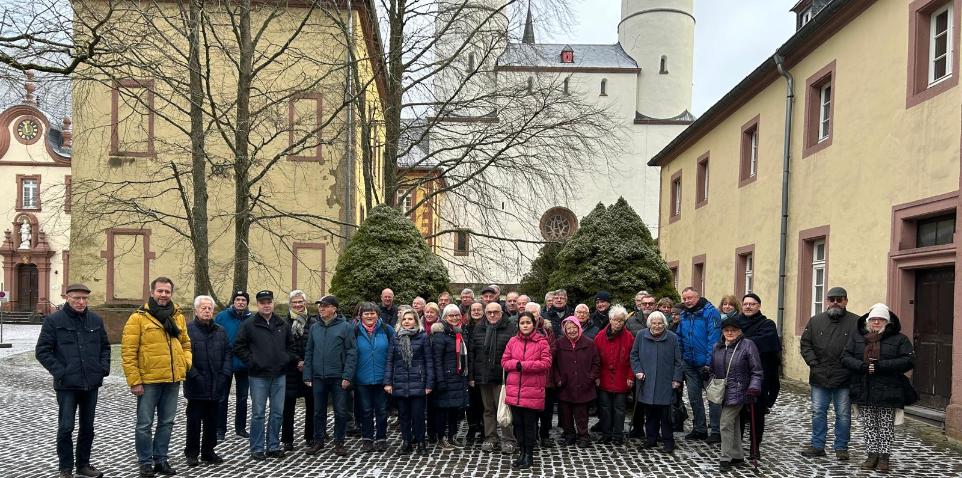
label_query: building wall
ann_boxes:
[657,0,961,384]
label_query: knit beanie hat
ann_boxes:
[867,303,891,321]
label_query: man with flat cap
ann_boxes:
[36,283,110,478]
[799,286,859,461]
[304,295,357,457]
[233,290,295,460]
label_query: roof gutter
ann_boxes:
[773,53,794,337]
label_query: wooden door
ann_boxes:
[16,263,39,312]
[913,267,954,409]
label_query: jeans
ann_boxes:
[184,399,218,459]
[135,382,180,465]
[356,384,388,441]
[597,391,627,439]
[684,363,720,434]
[281,383,314,445]
[56,389,99,471]
[218,371,249,436]
[397,396,427,443]
[248,375,285,453]
[312,378,348,443]
[810,385,851,451]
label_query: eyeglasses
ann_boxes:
[485,311,501,315]
[826,297,845,303]
[66,296,89,302]
[641,302,656,306]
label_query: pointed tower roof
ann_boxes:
[522,2,535,44]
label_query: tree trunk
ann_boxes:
[188,0,212,298]
[233,0,254,292]
[383,0,406,207]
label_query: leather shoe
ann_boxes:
[185,456,200,467]
[283,442,294,452]
[705,433,722,444]
[59,471,74,478]
[153,461,176,476]
[236,430,250,439]
[250,452,266,461]
[138,464,156,478]
[333,442,349,457]
[266,449,286,458]
[304,441,325,455]
[201,453,224,464]
[76,465,103,478]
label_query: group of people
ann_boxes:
[34,278,917,477]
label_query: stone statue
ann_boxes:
[19,218,31,249]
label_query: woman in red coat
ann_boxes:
[554,316,601,448]
[594,305,635,445]
[501,312,552,469]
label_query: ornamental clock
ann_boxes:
[16,119,40,142]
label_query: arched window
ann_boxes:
[527,76,534,93]
[467,52,476,72]
[563,77,570,95]
[660,55,669,74]
[600,78,607,96]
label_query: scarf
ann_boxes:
[396,327,417,367]
[362,320,378,337]
[482,319,500,364]
[450,323,468,376]
[606,324,624,339]
[863,330,882,364]
[148,297,179,337]
[290,309,308,338]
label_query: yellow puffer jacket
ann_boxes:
[121,304,192,387]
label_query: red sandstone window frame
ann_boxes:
[739,115,760,187]
[802,61,836,158]
[907,0,962,108]
[669,170,682,224]
[795,225,830,335]
[60,250,70,296]
[692,254,706,297]
[288,92,324,161]
[64,175,71,214]
[16,174,41,212]
[110,79,156,158]
[734,244,756,298]
[292,242,327,296]
[695,152,709,209]
[667,260,679,293]
[453,229,470,256]
[100,228,155,304]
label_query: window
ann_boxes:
[292,242,327,299]
[916,213,956,247]
[930,5,953,84]
[735,245,755,298]
[397,190,413,215]
[739,115,760,186]
[800,7,813,27]
[563,77,570,95]
[669,170,682,223]
[454,229,470,256]
[811,239,826,315]
[467,52,476,72]
[803,61,835,157]
[692,254,706,297]
[102,228,155,304]
[796,225,829,334]
[16,175,41,211]
[744,254,754,294]
[527,77,534,93]
[289,92,323,161]
[111,79,155,157]
[560,48,574,63]
[695,153,709,208]
[668,261,679,292]
[660,55,669,74]
[908,0,960,107]
[600,78,607,96]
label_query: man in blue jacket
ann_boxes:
[676,287,722,444]
[303,295,357,457]
[36,283,110,478]
[214,290,251,441]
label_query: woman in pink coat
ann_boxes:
[501,311,552,469]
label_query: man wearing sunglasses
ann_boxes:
[799,286,859,461]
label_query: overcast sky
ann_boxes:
[541,1,797,115]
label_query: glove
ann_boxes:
[698,366,711,381]
[746,388,761,398]
[516,362,522,372]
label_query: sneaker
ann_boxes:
[266,449,286,458]
[375,439,389,452]
[200,454,224,464]
[705,433,721,444]
[250,452,266,461]
[719,460,732,472]
[835,449,850,461]
[500,442,517,454]
[439,438,455,450]
[139,464,156,478]
[153,461,176,476]
[801,446,826,457]
[446,437,464,448]
[185,456,200,467]
[333,442,349,457]
[685,430,708,440]
[361,440,375,453]
[305,441,325,455]
[76,465,103,478]
[481,440,496,452]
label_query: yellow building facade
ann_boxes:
[651,0,962,437]
[70,0,385,306]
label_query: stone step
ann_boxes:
[0,312,42,324]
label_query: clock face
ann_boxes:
[16,119,40,141]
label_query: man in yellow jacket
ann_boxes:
[122,277,192,478]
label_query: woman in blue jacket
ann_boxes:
[385,309,435,456]
[354,302,394,452]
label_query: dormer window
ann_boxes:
[560,46,574,64]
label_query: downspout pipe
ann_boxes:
[773,53,794,337]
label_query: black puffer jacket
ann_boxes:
[841,312,915,408]
[184,319,231,401]
[800,309,859,388]
[285,314,317,396]
[468,317,518,385]
[35,307,111,391]
[736,312,781,411]
[234,313,296,377]
[541,305,574,336]
[430,322,470,408]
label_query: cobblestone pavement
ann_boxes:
[3,325,962,477]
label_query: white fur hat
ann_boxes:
[867,303,891,321]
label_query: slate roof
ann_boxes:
[496,42,639,70]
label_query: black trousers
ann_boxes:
[511,406,539,449]
[630,401,647,437]
[185,399,219,459]
[644,404,674,449]
[281,386,314,445]
[426,396,438,439]
[597,391,627,439]
[397,396,427,443]
[467,386,484,432]
[433,406,462,440]
[537,388,557,439]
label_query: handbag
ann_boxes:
[707,341,740,405]
[497,371,512,427]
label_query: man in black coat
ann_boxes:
[468,302,519,454]
[183,296,231,466]
[378,288,398,328]
[541,289,574,333]
[799,286,859,460]
[735,293,781,460]
[35,283,110,478]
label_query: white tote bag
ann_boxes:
[497,372,512,427]
[707,341,740,405]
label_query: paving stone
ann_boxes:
[2,326,961,477]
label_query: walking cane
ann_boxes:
[750,402,759,470]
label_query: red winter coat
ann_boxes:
[594,326,635,393]
[501,331,553,410]
[553,335,600,404]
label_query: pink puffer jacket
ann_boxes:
[501,331,553,410]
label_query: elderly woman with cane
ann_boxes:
[710,316,763,472]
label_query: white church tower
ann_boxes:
[619,0,695,120]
